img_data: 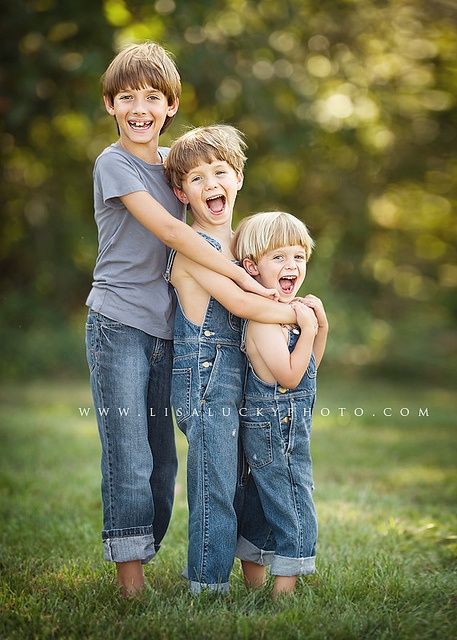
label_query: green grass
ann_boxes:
[0,378,456,639]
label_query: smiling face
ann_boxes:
[104,86,178,158]
[173,160,243,231]
[244,245,307,302]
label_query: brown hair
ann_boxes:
[102,42,181,133]
[165,125,247,189]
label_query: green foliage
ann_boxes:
[1,0,456,380]
[1,379,456,638]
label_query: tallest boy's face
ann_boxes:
[104,86,178,154]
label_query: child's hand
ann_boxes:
[294,294,328,329]
[290,300,318,335]
[237,268,280,300]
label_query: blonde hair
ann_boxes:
[102,42,181,133]
[233,211,314,263]
[165,125,247,189]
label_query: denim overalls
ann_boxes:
[236,324,318,577]
[164,233,247,594]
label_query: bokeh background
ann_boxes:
[1,0,456,386]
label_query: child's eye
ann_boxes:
[147,94,160,100]
[191,176,201,182]
[216,170,227,176]
[119,94,132,100]
[295,255,305,261]
[273,255,284,261]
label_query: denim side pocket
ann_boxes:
[228,313,242,333]
[85,322,97,374]
[171,368,192,425]
[240,421,273,469]
[201,346,221,401]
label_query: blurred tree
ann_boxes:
[0,0,456,380]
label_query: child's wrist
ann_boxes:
[301,324,317,335]
[285,307,296,323]
[233,264,247,284]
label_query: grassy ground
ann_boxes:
[0,377,456,639]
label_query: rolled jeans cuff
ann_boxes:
[235,535,274,566]
[181,567,230,595]
[189,579,230,595]
[271,554,316,576]
[102,528,156,564]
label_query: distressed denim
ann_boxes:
[236,327,318,576]
[85,310,177,563]
[165,234,246,594]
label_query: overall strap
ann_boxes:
[196,231,222,252]
[163,249,177,283]
[240,319,249,354]
[163,231,222,283]
[283,324,301,350]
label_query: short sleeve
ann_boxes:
[94,149,147,207]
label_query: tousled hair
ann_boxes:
[164,125,247,189]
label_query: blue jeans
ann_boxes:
[85,310,177,563]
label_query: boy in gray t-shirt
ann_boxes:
[87,142,182,338]
[86,42,276,597]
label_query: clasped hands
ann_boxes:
[290,294,328,335]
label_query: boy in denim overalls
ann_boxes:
[164,126,300,594]
[232,211,329,598]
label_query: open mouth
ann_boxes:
[128,120,153,131]
[279,275,297,294]
[206,195,226,215]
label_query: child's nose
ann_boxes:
[204,177,218,190]
[132,99,147,114]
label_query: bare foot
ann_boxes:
[272,575,297,600]
[241,560,267,589]
[116,560,145,597]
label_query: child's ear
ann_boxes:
[236,171,244,191]
[243,258,259,276]
[103,95,115,116]
[173,186,189,205]
[167,98,179,117]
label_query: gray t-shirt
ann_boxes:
[86,143,185,338]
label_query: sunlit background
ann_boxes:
[1,0,456,384]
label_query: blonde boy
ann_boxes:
[233,212,329,598]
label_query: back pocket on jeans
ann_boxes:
[241,421,273,469]
[171,368,192,425]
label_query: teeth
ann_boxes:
[130,121,152,128]
[206,195,224,201]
